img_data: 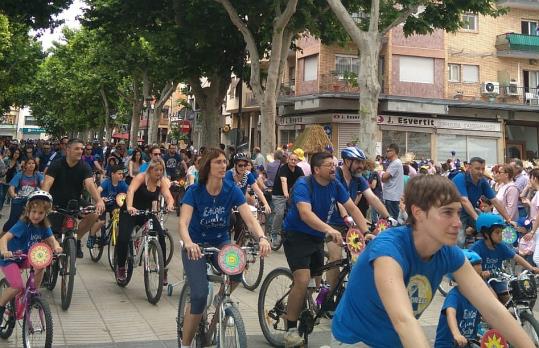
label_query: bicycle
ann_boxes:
[112,209,165,304]
[177,242,255,348]
[88,195,123,265]
[258,230,363,347]
[0,243,56,347]
[42,200,95,310]
[230,207,264,291]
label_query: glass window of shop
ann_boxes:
[436,134,497,165]
[280,130,296,146]
[382,130,431,160]
[506,125,538,160]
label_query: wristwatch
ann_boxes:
[258,236,269,242]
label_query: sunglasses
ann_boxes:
[152,153,161,156]
[236,163,247,168]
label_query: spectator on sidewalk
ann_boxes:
[293,148,311,176]
[381,143,404,220]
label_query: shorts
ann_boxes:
[283,230,324,276]
[1,260,31,290]
[490,279,509,294]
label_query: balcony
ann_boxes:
[497,0,539,10]
[496,33,539,59]
[449,83,539,105]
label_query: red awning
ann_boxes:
[112,133,128,139]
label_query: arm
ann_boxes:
[93,160,104,173]
[490,198,512,223]
[45,235,62,254]
[342,198,369,233]
[125,173,144,213]
[0,232,13,257]
[280,177,289,198]
[84,177,105,214]
[297,202,343,243]
[7,185,16,199]
[178,203,202,260]
[363,189,390,218]
[381,171,392,183]
[374,257,430,348]
[454,261,536,347]
[514,254,539,273]
[159,177,175,210]
[252,181,271,214]
[238,203,270,257]
[128,161,134,177]
[460,197,478,221]
[370,177,377,190]
[445,308,468,347]
[41,175,55,191]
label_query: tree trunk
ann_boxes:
[198,104,221,148]
[148,81,177,145]
[130,77,143,149]
[357,35,382,156]
[99,85,112,144]
[259,96,277,154]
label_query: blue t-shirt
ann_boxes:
[163,153,182,178]
[181,181,246,245]
[82,155,96,170]
[139,162,149,173]
[328,168,369,226]
[283,176,350,239]
[9,172,43,197]
[100,178,129,200]
[435,287,479,348]
[452,173,495,215]
[0,221,53,266]
[224,170,256,195]
[332,225,465,347]
[470,240,515,272]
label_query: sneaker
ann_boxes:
[163,269,168,286]
[116,266,127,282]
[283,328,303,347]
[86,235,96,249]
[271,234,281,249]
[76,240,84,258]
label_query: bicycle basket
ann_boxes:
[510,275,537,301]
[217,244,246,275]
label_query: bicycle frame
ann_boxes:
[129,219,159,273]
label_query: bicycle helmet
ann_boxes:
[27,190,53,204]
[462,249,482,266]
[341,146,367,161]
[233,152,249,164]
[475,213,504,234]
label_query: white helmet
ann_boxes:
[27,190,53,205]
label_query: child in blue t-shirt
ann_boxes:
[435,250,483,348]
[331,175,536,348]
[87,165,128,248]
[470,213,539,304]
[0,191,62,322]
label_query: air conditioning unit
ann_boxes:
[481,81,500,95]
[505,82,519,96]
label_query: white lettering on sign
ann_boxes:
[376,115,500,132]
[332,114,362,123]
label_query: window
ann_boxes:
[436,134,497,165]
[382,130,431,160]
[462,13,478,31]
[448,64,460,82]
[522,20,539,36]
[462,65,479,83]
[303,55,318,81]
[399,56,434,84]
[335,55,360,79]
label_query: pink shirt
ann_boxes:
[530,191,539,222]
[296,160,311,176]
[494,182,519,221]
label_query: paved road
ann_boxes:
[0,209,526,347]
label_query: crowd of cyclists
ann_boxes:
[0,135,538,347]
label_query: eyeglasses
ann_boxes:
[152,153,161,156]
[237,163,247,168]
[320,163,336,168]
[85,148,92,151]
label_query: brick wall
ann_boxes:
[390,56,445,98]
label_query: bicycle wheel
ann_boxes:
[89,228,105,263]
[43,259,59,291]
[144,239,164,304]
[177,282,203,348]
[164,230,174,267]
[520,311,539,346]
[241,235,264,291]
[22,296,53,348]
[115,242,134,287]
[107,223,116,272]
[258,267,294,347]
[0,278,15,339]
[218,305,247,348]
[60,238,76,310]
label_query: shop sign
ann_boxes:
[279,114,331,126]
[377,115,500,132]
[22,127,45,134]
[332,114,361,123]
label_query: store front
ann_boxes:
[377,114,502,165]
[505,124,539,161]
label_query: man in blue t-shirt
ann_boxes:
[331,175,535,348]
[162,144,187,180]
[282,152,367,347]
[452,157,512,247]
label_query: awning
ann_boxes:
[112,133,128,139]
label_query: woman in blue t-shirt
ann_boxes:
[331,175,535,348]
[178,148,270,348]
[3,158,43,234]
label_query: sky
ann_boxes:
[35,0,86,50]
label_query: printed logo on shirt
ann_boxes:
[200,206,227,229]
[407,275,433,318]
[166,158,177,169]
[459,309,478,338]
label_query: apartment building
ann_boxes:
[269,2,539,164]
[0,107,20,139]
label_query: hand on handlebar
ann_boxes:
[1,250,13,258]
[95,200,105,215]
[264,204,271,215]
[453,334,468,347]
[326,228,343,245]
[387,217,398,227]
[523,232,535,241]
[53,245,63,254]
[258,238,271,257]
[127,206,138,216]
[481,270,491,280]
[166,203,175,213]
[184,241,202,260]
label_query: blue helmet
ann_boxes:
[341,146,367,161]
[475,213,504,234]
[463,249,482,265]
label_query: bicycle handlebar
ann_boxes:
[52,205,96,216]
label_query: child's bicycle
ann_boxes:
[177,242,256,348]
[0,243,56,347]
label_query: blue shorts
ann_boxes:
[490,279,509,294]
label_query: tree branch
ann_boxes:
[326,0,366,48]
[155,81,178,109]
[274,0,298,30]
[369,0,380,33]
[381,5,420,36]
[275,29,295,96]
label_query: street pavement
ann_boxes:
[0,209,509,347]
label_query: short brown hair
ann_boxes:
[198,148,226,185]
[404,175,461,226]
[21,200,52,228]
[499,164,514,180]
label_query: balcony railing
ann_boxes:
[497,0,539,10]
[496,33,539,59]
[450,84,539,105]
[279,81,296,96]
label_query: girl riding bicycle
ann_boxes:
[331,175,535,348]
[178,148,270,348]
[0,191,62,322]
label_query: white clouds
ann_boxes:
[34,0,86,50]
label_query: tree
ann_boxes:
[326,0,504,156]
[0,0,73,29]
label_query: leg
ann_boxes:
[77,213,99,239]
[286,269,311,322]
[325,241,342,292]
[3,199,25,233]
[0,263,24,307]
[270,196,286,239]
[384,200,399,220]
[115,211,136,267]
[34,268,45,289]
